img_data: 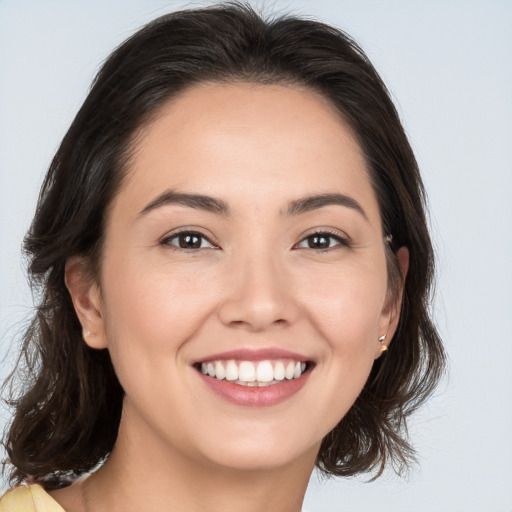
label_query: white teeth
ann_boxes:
[225,360,238,381]
[215,361,226,380]
[199,358,308,385]
[256,360,274,382]
[238,361,256,382]
[285,361,295,380]
[274,361,285,381]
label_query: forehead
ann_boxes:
[114,82,380,225]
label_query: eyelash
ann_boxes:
[160,230,218,250]
[160,229,351,252]
[293,230,352,251]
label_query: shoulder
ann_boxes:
[0,484,66,512]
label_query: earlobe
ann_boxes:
[65,256,108,349]
[375,246,410,359]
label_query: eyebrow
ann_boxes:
[286,193,368,220]
[139,190,230,217]
[139,190,367,220]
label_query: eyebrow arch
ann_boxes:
[139,190,230,217]
[286,193,368,220]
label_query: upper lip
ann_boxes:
[193,348,311,364]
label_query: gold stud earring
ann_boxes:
[83,330,95,340]
[378,334,388,352]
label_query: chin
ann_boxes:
[196,431,320,473]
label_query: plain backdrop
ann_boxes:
[0,1,511,511]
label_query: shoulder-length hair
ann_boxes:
[3,2,445,488]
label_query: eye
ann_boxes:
[161,231,217,250]
[295,231,350,251]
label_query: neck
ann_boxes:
[80,413,317,512]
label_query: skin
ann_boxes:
[58,83,408,512]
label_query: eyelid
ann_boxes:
[293,228,352,250]
[160,227,220,250]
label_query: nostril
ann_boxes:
[226,318,288,331]
[229,320,250,328]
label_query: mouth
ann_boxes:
[192,351,314,407]
[194,358,310,387]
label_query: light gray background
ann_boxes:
[1,1,511,511]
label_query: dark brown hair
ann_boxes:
[2,2,445,488]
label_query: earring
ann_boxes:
[378,334,388,352]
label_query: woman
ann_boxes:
[0,3,445,511]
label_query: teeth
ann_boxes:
[198,359,308,385]
[225,360,238,381]
[215,361,226,380]
[238,361,256,382]
[256,360,274,382]
[274,362,285,381]
[285,361,295,380]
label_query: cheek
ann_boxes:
[295,259,387,428]
[100,258,220,372]
[299,260,388,349]
[300,277,385,436]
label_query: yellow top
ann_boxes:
[0,483,313,511]
[0,484,65,512]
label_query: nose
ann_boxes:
[217,252,300,332]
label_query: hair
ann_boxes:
[2,1,445,489]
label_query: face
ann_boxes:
[71,83,401,474]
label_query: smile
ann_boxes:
[193,349,313,407]
[199,359,308,387]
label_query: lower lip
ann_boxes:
[197,370,311,407]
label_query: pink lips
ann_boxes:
[196,348,309,364]
[194,348,312,407]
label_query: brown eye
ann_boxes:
[179,233,202,248]
[296,231,350,250]
[162,231,216,250]
[307,234,331,249]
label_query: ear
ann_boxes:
[375,246,409,358]
[65,256,108,350]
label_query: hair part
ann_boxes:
[2,1,445,488]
